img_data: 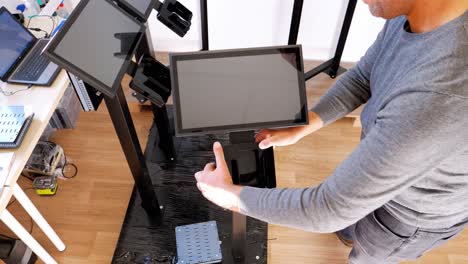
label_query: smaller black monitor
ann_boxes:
[114,0,157,22]
[43,0,145,97]
[170,45,309,136]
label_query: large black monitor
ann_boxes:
[43,0,145,97]
[170,45,309,136]
[114,0,157,22]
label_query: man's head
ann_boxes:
[363,0,415,19]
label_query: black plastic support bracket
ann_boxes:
[130,54,171,107]
[155,0,193,37]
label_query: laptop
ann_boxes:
[0,7,60,86]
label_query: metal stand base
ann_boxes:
[176,221,223,264]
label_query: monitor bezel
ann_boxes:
[0,7,37,81]
[42,0,145,98]
[170,45,309,137]
[114,0,157,22]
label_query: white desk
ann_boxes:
[0,70,69,264]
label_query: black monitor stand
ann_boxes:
[83,32,176,224]
[105,0,189,221]
[128,52,176,163]
[224,131,276,262]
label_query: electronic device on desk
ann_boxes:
[0,106,35,149]
[0,7,60,86]
[42,0,145,98]
[67,72,103,112]
[43,0,192,104]
[170,45,309,188]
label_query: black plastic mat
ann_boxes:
[112,107,268,264]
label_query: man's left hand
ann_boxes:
[195,142,243,212]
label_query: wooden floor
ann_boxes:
[1,59,467,263]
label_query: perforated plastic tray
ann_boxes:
[175,221,222,264]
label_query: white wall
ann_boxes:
[343,1,385,61]
[148,0,202,52]
[6,0,386,62]
[150,0,385,62]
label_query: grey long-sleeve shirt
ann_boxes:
[239,12,468,232]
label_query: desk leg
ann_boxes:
[105,87,162,219]
[12,183,66,251]
[0,209,57,264]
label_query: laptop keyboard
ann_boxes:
[11,41,49,82]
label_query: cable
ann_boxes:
[28,27,49,38]
[62,156,78,179]
[26,15,55,37]
[0,84,33,96]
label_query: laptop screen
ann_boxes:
[0,8,35,80]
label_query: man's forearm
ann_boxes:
[301,111,324,137]
[311,66,371,126]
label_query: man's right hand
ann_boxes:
[255,111,324,149]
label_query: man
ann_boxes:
[195,0,468,263]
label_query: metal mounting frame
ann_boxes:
[199,0,357,80]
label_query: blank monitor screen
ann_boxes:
[170,45,308,135]
[43,0,144,97]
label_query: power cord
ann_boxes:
[28,27,49,38]
[0,84,33,96]
[26,15,55,37]
[62,156,78,179]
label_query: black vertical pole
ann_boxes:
[151,104,176,162]
[105,86,162,219]
[134,33,176,163]
[200,0,209,50]
[288,0,304,45]
[328,0,357,78]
